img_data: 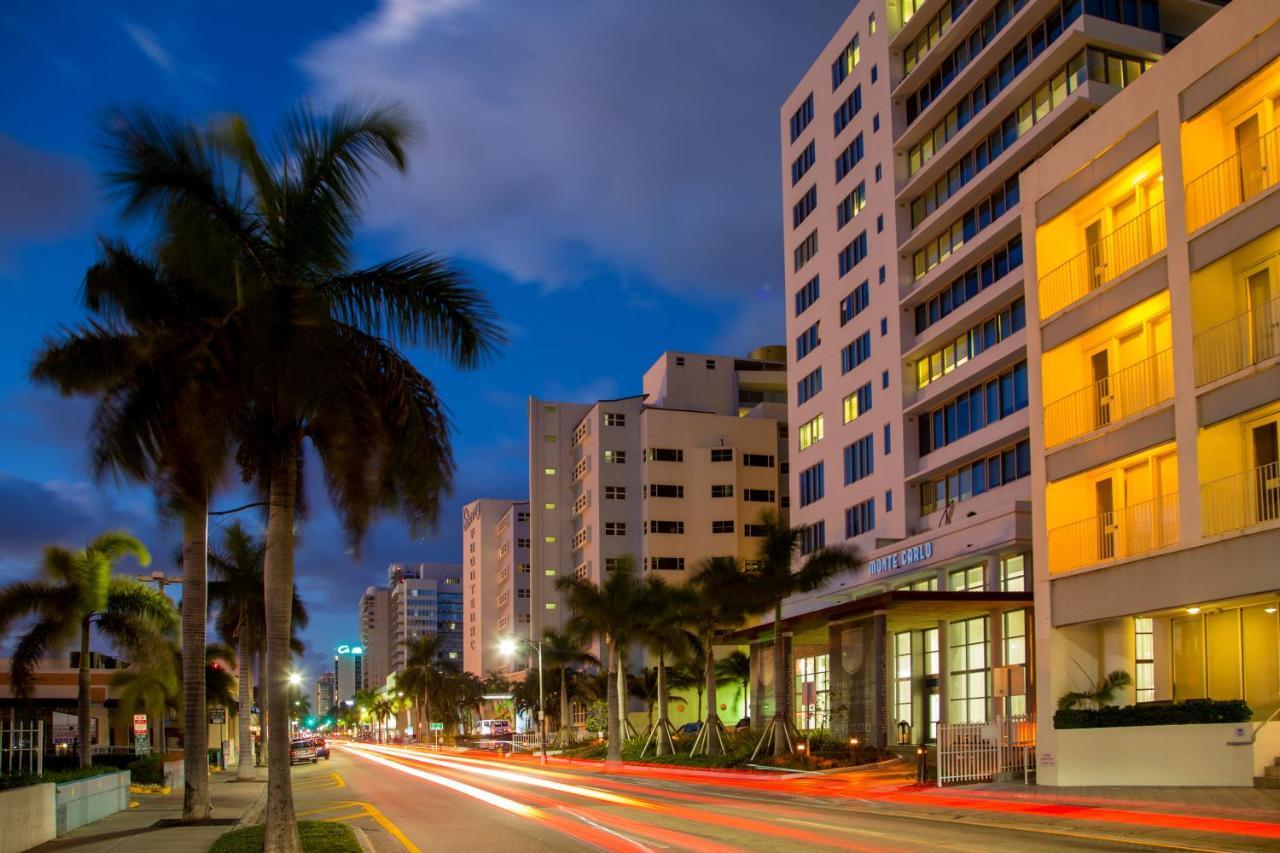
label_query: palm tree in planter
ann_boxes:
[749,511,863,758]
[96,101,504,850]
[634,576,695,756]
[556,556,643,764]
[0,532,177,767]
[715,650,752,722]
[687,556,758,757]
[400,634,446,737]
[540,628,598,747]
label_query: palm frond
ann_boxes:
[10,618,73,699]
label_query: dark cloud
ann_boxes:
[0,135,96,241]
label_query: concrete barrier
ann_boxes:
[55,770,130,835]
[0,783,56,853]
[1055,723,1262,786]
[163,758,183,792]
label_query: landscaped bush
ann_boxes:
[0,765,118,791]
[210,821,360,853]
[1054,698,1251,729]
[125,754,167,785]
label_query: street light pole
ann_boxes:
[536,641,547,765]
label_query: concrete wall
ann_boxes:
[1052,723,1263,786]
[163,758,183,793]
[0,783,55,853]
[55,770,129,835]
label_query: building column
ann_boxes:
[988,608,1004,722]
[871,612,888,748]
[986,555,1003,592]
[828,621,852,741]
[936,619,951,731]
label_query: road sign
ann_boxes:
[209,708,227,725]
[132,714,148,736]
[429,722,444,731]
[134,734,150,756]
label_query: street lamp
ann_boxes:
[500,636,547,764]
[287,672,302,686]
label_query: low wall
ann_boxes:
[56,770,130,835]
[0,783,56,853]
[1054,722,1263,786]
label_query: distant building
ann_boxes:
[387,563,464,673]
[314,671,335,719]
[462,499,530,678]
[333,644,364,704]
[358,586,390,691]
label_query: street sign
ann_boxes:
[209,708,227,725]
[134,734,150,756]
[429,722,444,731]
[132,714,148,736]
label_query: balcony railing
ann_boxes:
[1185,124,1280,232]
[1043,348,1174,447]
[1202,461,1280,536]
[1038,201,1167,319]
[1047,492,1179,573]
[1193,297,1280,385]
[572,492,589,516]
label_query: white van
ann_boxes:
[476,719,511,737]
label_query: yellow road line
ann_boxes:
[350,800,422,853]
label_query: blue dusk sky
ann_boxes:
[0,0,851,676]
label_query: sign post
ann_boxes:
[430,721,443,749]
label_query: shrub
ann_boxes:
[0,765,118,791]
[126,755,167,785]
[210,821,360,853]
[1054,698,1252,729]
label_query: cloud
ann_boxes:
[299,0,851,297]
[121,22,174,73]
[0,136,96,242]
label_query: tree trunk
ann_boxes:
[616,646,627,739]
[559,668,570,740]
[655,653,670,757]
[78,617,92,769]
[605,641,621,764]
[695,682,704,724]
[181,506,211,819]
[704,636,723,757]
[256,645,267,765]
[263,450,301,853]
[236,632,255,781]
[772,600,788,756]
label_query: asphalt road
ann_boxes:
[280,743,1274,852]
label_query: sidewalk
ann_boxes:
[922,780,1280,822]
[31,769,266,853]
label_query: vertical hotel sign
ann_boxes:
[463,504,482,655]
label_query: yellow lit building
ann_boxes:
[1021,0,1280,787]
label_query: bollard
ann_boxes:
[916,745,927,784]
[848,736,859,765]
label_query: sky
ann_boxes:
[0,0,852,679]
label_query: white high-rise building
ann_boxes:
[387,563,464,674]
[462,498,530,678]
[358,586,390,691]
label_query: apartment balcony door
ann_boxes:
[1247,267,1278,364]
[1094,478,1116,561]
[1111,191,1141,275]
[1251,419,1279,525]
[1085,218,1107,292]
[1123,461,1154,555]
[1090,348,1112,428]
[1236,113,1265,202]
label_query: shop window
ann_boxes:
[948,565,984,591]
[894,632,913,732]
[948,616,988,723]
[794,654,830,730]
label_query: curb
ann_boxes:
[351,825,377,853]
[237,783,269,828]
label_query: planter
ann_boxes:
[0,783,56,853]
[55,770,130,835]
[1054,722,1272,786]
[163,758,183,792]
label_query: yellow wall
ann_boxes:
[1181,55,1280,185]
[1190,225,1280,337]
[1046,442,1178,530]
[1042,291,1172,403]
[1198,400,1280,485]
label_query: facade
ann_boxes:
[333,644,364,705]
[387,562,464,674]
[765,0,1220,748]
[527,347,790,649]
[358,585,390,692]
[1020,0,1280,785]
[315,671,336,720]
[462,498,531,678]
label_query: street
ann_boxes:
[283,743,1280,852]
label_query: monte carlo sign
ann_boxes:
[868,541,934,576]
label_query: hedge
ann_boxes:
[1054,698,1252,729]
[0,765,119,791]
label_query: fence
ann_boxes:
[1047,492,1179,573]
[937,714,1035,786]
[1185,123,1280,232]
[1202,461,1280,536]
[1043,348,1174,447]
[1039,202,1166,319]
[1,720,43,777]
[1194,297,1279,386]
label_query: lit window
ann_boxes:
[1135,617,1155,702]
[948,565,984,591]
[544,434,556,443]
[545,603,557,610]
[544,467,556,475]
[544,502,556,510]
[544,536,557,543]
[1000,555,1025,592]
[544,569,557,577]
[798,414,825,450]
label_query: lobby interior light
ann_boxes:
[1266,607,1277,614]
[1185,606,1201,615]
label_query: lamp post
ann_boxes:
[500,636,547,764]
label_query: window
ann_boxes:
[793,185,818,229]
[914,298,1026,390]
[845,498,875,537]
[544,467,556,475]
[884,423,891,454]
[894,632,912,732]
[517,537,530,548]
[843,434,874,484]
[873,113,880,133]
[869,12,875,33]
[743,453,775,468]
[743,524,766,537]
[711,484,734,498]
[604,450,626,464]
[840,331,871,374]
[913,237,1023,335]
[911,175,1020,281]
[838,231,868,277]
[885,489,893,512]
[743,489,776,503]
[797,368,823,404]
[545,602,557,610]
[842,382,872,423]
[836,182,866,229]
[604,522,626,536]
[604,558,625,571]
[705,359,716,369]
[710,448,733,462]
[1004,609,1028,715]
[833,85,862,136]
[544,535,557,543]
[831,34,859,90]
[1000,554,1025,592]
[647,556,685,571]
[796,321,821,360]
[949,616,988,723]
[517,589,530,599]
[791,140,816,185]
[544,569,557,576]
[789,94,814,142]
[799,521,825,555]
[835,134,864,182]
[882,370,889,389]
[675,356,685,366]
[898,575,939,592]
[604,485,627,500]
[798,413,824,450]
[712,520,735,534]
[840,281,869,325]
[544,434,556,443]
[875,163,882,182]
[880,318,887,336]
[647,484,683,498]
[920,439,1032,514]
[794,230,818,272]
[646,447,683,462]
[879,265,885,284]
[646,520,684,534]
[798,462,825,507]
[604,412,626,427]
[918,362,1027,455]
[794,276,820,316]
[948,565,984,591]
[1135,617,1155,702]
[544,502,556,510]
[795,654,830,730]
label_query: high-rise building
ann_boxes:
[462,499,531,678]
[387,563,464,673]
[753,0,1220,747]
[333,644,363,705]
[527,347,790,647]
[358,585,390,691]
[314,671,336,719]
[1019,0,1279,787]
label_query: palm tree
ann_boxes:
[556,557,642,764]
[370,696,394,743]
[400,634,446,737]
[94,102,503,851]
[205,642,238,712]
[351,689,379,740]
[0,532,177,767]
[671,658,704,723]
[715,650,752,721]
[634,576,695,756]
[111,637,179,753]
[751,511,863,757]
[540,628,598,747]
[686,556,758,757]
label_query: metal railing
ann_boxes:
[1202,461,1280,536]
[1194,297,1280,386]
[1043,348,1174,447]
[937,714,1035,786]
[1038,202,1167,319]
[1048,492,1179,573]
[1,720,43,777]
[1185,124,1280,232]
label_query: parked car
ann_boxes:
[677,721,702,735]
[311,736,330,759]
[289,738,318,764]
[475,719,511,737]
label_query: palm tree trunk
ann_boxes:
[605,642,621,764]
[655,653,670,757]
[236,632,255,781]
[616,646,627,739]
[78,617,92,769]
[256,644,267,765]
[704,636,723,757]
[696,681,704,723]
[263,450,302,853]
[772,600,788,756]
[181,505,211,820]
[559,668,570,741]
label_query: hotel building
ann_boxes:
[462,498,531,678]
[358,585,390,692]
[387,563,464,673]
[1021,0,1280,786]
[764,0,1220,748]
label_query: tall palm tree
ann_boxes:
[715,650,752,720]
[687,556,758,757]
[400,633,446,736]
[94,102,503,851]
[751,510,862,757]
[556,557,642,764]
[540,627,598,746]
[671,657,704,723]
[0,532,177,767]
[634,576,695,756]
[111,637,179,753]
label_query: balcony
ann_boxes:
[571,457,589,482]
[1043,348,1173,448]
[1202,461,1280,537]
[1038,201,1166,319]
[1184,124,1280,233]
[572,491,590,516]
[1193,297,1280,386]
[1047,492,1179,573]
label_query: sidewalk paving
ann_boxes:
[929,780,1280,822]
[31,769,266,853]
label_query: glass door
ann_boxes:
[1251,420,1279,525]
[1247,268,1276,364]
[1236,114,1264,202]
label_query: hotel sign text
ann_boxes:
[868,542,934,575]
